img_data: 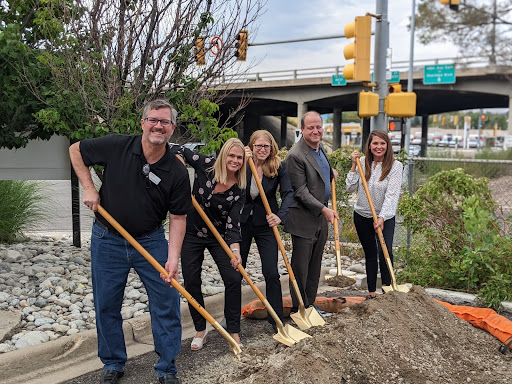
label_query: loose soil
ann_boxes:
[68,286,511,384]
[325,275,357,288]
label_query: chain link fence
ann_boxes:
[394,157,512,248]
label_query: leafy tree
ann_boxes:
[1,0,263,151]
[415,0,512,65]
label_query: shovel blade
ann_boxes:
[290,311,313,330]
[304,306,326,327]
[273,324,311,346]
[382,284,410,293]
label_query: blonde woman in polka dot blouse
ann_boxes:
[171,138,246,350]
[346,129,403,299]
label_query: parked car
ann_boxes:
[408,145,421,157]
[411,138,422,145]
[448,136,463,148]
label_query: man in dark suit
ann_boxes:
[284,111,338,312]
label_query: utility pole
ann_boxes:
[373,0,389,131]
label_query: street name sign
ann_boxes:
[423,64,456,85]
[331,74,347,86]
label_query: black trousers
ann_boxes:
[289,218,328,309]
[353,211,395,293]
[181,235,242,333]
[241,217,284,324]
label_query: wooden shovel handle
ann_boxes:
[191,196,269,307]
[247,158,306,309]
[354,158,398,287]
[96,204,217,325]
[331,178,340,253]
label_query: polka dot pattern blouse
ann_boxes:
[345,156,403,221]
[171,145,245,245]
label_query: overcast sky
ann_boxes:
[243,0,458,74]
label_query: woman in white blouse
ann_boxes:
[346,129,403,299]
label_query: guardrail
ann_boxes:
[217,56,490,84]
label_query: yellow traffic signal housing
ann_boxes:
[343,15,371,82]
[235,30,248,61]
[195,36,206,65]
[358,91,379,118]
[384,92,417,118]
[440,0,460,11]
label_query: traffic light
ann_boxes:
[235,30,248,61]
[358,91,379,118]
[388,119,403,132]
[343,15,371,82]
[384,84,416,118]
[440,0,460,11]
[195,36,206,65]
[481,114,486,124]
[453,115,459,126]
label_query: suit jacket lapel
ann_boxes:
[300,139,323,179]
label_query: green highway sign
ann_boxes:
[331,74,347,86]
[390,71,400,83]
[423,64,456,85]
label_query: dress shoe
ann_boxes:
[159,373,181,384]
[101,370,124,384]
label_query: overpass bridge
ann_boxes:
[215,57,512,147]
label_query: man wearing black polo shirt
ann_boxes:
[284,111,338,315]
[69,99,191,384]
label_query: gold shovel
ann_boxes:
[355,158,409,293]
[325,179,343,281]
[97,204,242,355]
[248,158,325,330]
[192,196,311,346]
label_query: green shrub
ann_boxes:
[397,169,512,310]
[0,181,48,243]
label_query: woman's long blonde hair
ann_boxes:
[363,129,395,182]
[248,130,281,178]
[212,138,247,188]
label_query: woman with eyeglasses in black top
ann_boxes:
[240,130,294,331]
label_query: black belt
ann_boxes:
[94,219,121,236]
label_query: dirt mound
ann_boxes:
[326,275,356,288]
[184,286,511,384]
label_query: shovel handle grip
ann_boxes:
[354,158,398,288]
[331,179,340,252]
[191,196,266,302]
[96,204,217,324]
[247,158,306,310]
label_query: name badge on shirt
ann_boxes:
[149,172,161,185]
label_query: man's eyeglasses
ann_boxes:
[254,144,271,150]
[144,117,174,128]
[142,163,151,188]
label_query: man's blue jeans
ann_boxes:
[91,223,181,377]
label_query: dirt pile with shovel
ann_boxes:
[182,286,511,384]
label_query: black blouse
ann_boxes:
[171,145,245,245]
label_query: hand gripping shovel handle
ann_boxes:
[354,158,400,291]
[192,195,311,345]
[96,204,242,355]
[331,179,343,276]
[247,158,324,329]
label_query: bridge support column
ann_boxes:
[421,115,428,157]
[280,113,288,148]
[333,108,342,150]
[296,102,307,143]
[508,97,512,134]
